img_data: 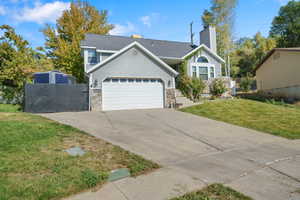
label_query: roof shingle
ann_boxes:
[81,34,196,58]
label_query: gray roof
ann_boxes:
[81,34,196,58]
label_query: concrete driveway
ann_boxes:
[40,109,300,200]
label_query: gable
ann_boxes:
[185,46,224,67]
[182,44,225,64]
[90,46,176,89]
[87,42,178,76]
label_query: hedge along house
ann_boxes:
[81,26,226,111]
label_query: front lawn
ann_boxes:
[0,104,20,112]
[170,184,252,200]
[0,109,159,199]
[181,99,300,139]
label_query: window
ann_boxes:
[199,67,208,80]
[210,67,215,78]
[88,49,97,64]
[192,66,197,77]
[197,56,209,63]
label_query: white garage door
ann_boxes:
[102,78,164,111]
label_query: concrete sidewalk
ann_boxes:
[64,168,205,200]
[41,109,300,200]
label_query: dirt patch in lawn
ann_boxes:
[0,111,159,200]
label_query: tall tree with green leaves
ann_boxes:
[42,0,113,82]
[0,25,53,103]
[201,0,238,63]
[270,0,300,48]
[230,32,276,77]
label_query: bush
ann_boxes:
[240,76,253,92]
[190,77,206,101]
[210,78,227,97]
[0,84,23,105]
[237,91,297,106]
[178,75,205,101]
[81,169,108,188]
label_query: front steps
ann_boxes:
[175,89,202,108]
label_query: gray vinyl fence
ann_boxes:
[24,84,89,113]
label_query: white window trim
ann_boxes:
[196,55,210,63]
[87,49,98,65]
[190,63,216,80]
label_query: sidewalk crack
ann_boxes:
[113,182,131,200]
[146,113,223,152]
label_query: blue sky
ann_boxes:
[0,0,291,48]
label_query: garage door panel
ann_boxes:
[102,78,164,111]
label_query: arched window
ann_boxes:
[197,56,209,63]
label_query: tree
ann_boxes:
[201,0,238,64]
[230,32,276,77]
[0,25,53,103]
[270,0,300,47]
[43,0,113,82]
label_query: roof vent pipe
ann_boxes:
[190,22,195,46]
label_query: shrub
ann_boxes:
[177,75,191,98]
[0,84,23,105]
[238,91,297,106]
[177,75,205,101]
[240,76,253,92]
[81,169,108,188]
[190,77,206,101]
[210,78,227,97]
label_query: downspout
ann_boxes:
[88,74,92,111]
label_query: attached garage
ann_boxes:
[87,42,178,111]
[102,78,164,111]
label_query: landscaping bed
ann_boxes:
[170,184,252,200]
[0,105,159,199]
[181,99,300,139]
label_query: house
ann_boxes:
[80,26,226,111]
[255,48,300,100]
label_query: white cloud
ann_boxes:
[140,13,160,27]
[109,22,136,35]
[140,16,151,27]
[14,1,70,24]
[0,6,6,15]
[275,0,289,5]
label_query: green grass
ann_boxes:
[0,104,21,112]
[181,99,300,139]
[0,111,159,200]
[170,184,252,200]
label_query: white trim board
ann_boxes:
[182,44,225,64]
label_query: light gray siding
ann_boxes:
[90,46,176,89]
[186,48,222,77]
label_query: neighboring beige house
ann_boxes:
[255,48,300,99]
